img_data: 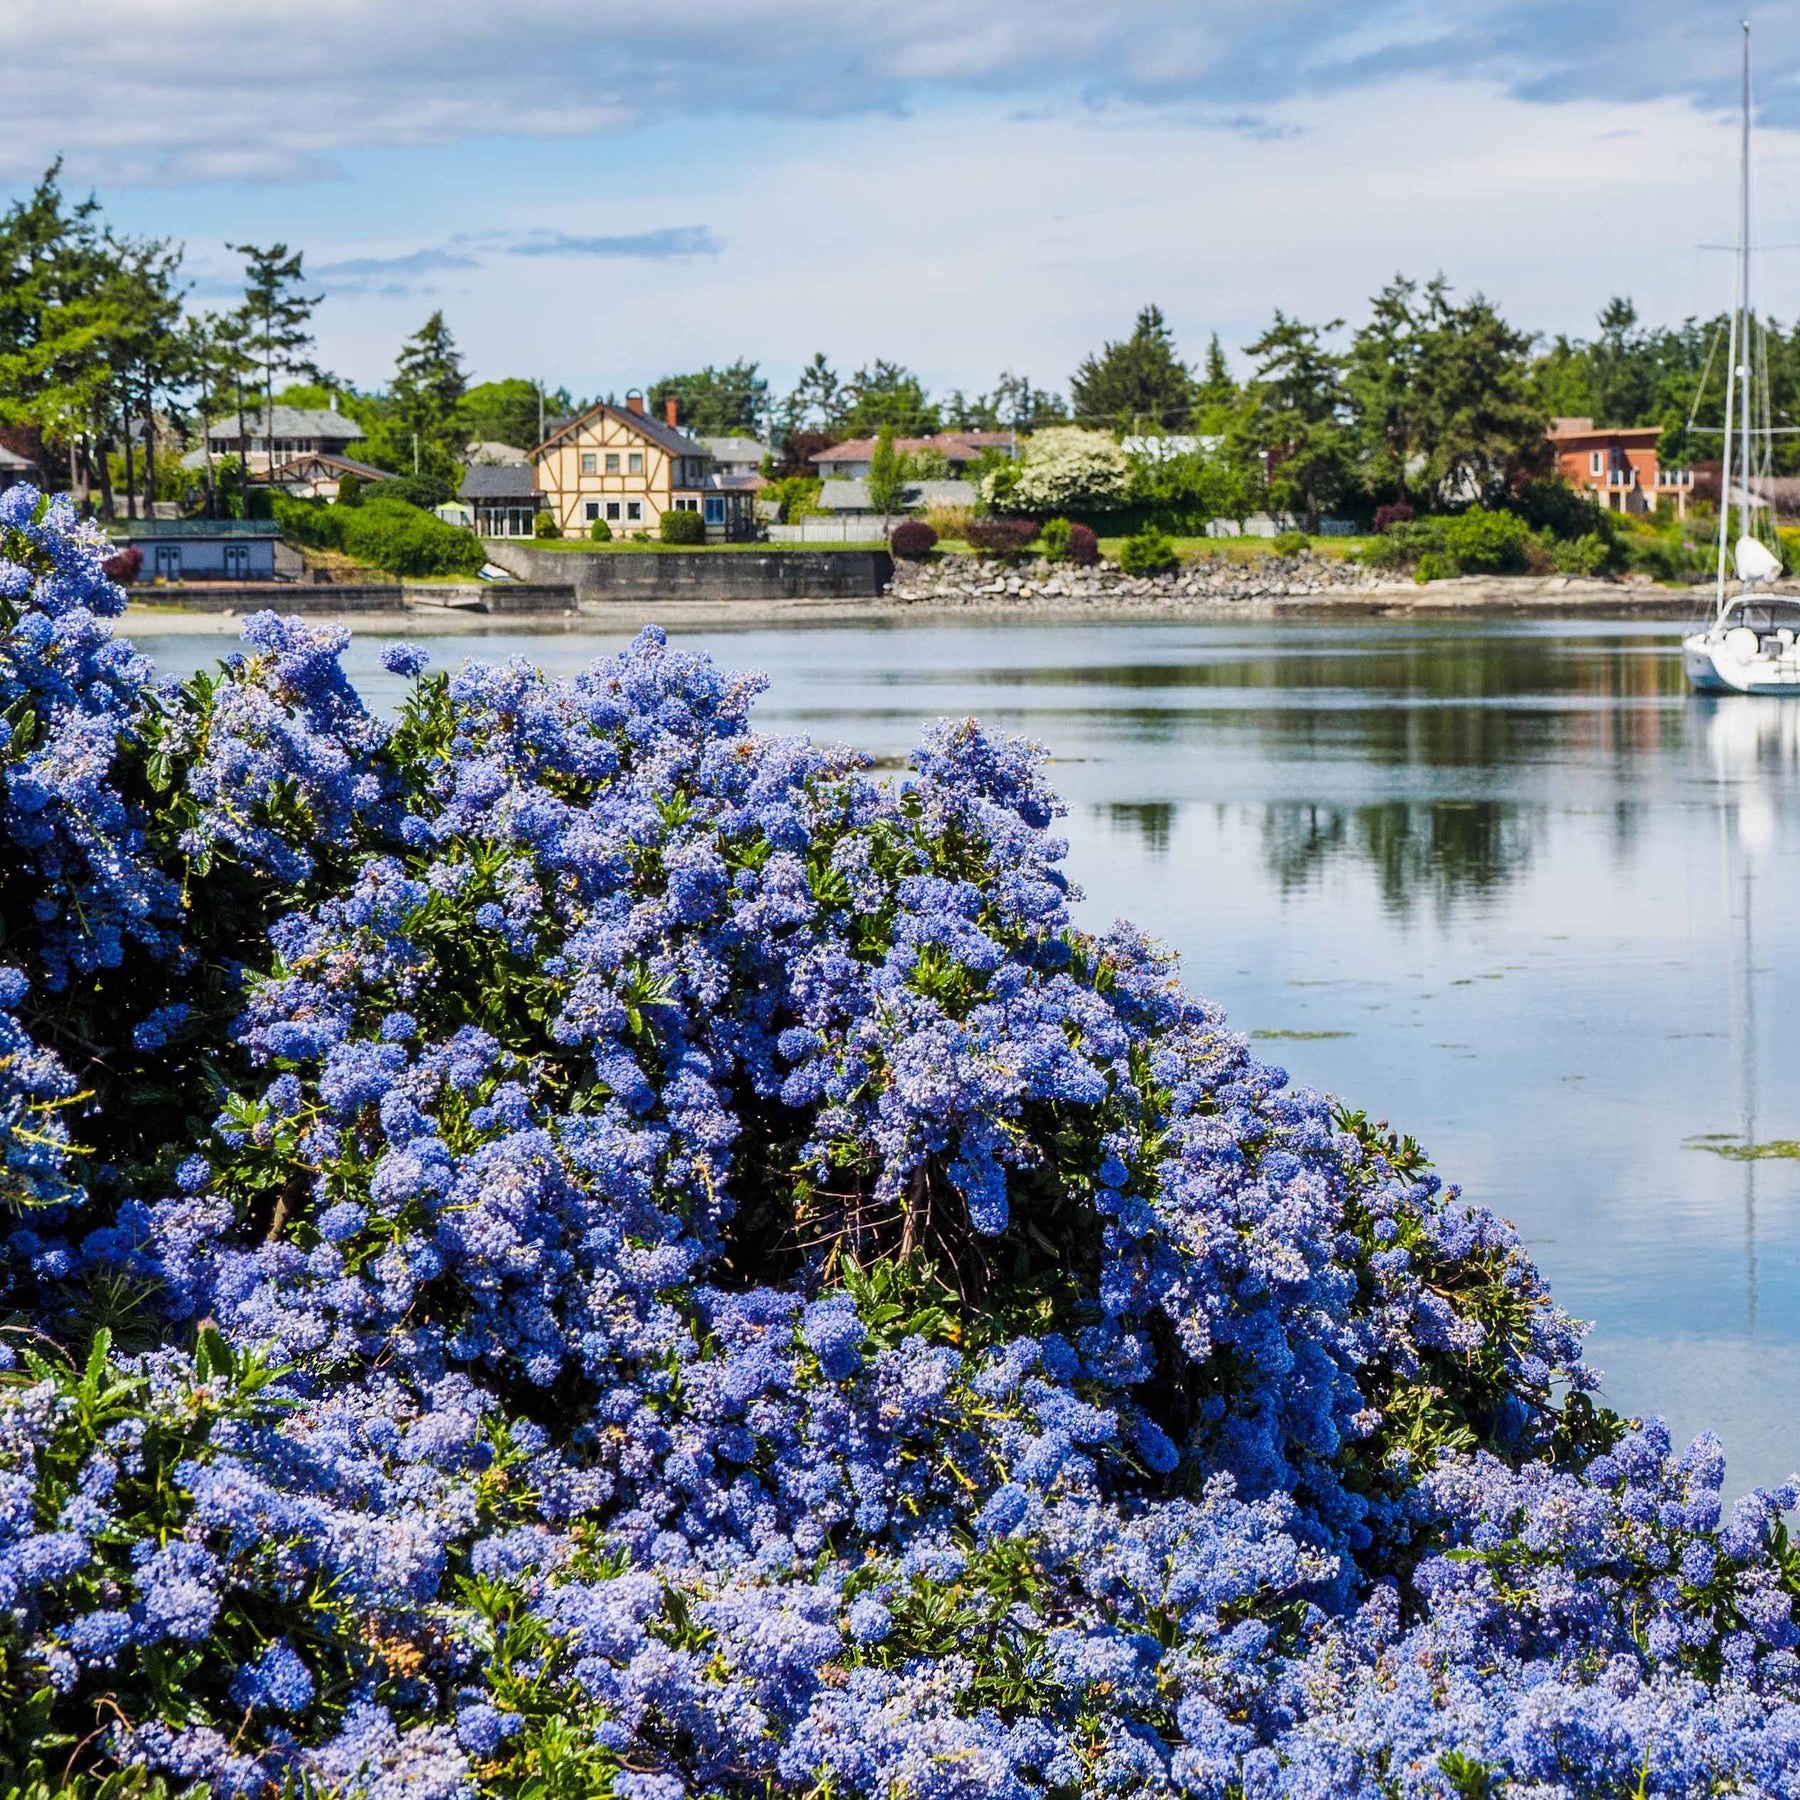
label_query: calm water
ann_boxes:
[138,614,1800,1493]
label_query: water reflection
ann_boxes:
[1258,799,1538,919]
[1103,801,1176,857]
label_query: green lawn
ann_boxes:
[502,539,892,555]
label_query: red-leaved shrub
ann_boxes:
[1066,522,1099,567]
[889,519,937,560]
[966,517,1038,556]
[1373,502,1416,535]
[101,546,142,585]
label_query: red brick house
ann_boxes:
[1548,417,1694,518]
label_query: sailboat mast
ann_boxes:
[1716,22,1750,619]
[1739,20,1755,559]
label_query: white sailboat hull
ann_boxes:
[1683,630,1800,695]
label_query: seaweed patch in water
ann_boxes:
[1684,1133,1800,1161]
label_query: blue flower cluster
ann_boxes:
[0,484,1794,1798]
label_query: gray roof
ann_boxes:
[0,444,34,470]
[460,464,542,501]
[816,477,978,513]
[700,436,771,465]
[207,406,363,444]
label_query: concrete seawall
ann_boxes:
[482,542,894,600]
[124,581,580,614]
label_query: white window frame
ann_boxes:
[581,452,597,474]
[626,500,643,522]
[606,501,622,521]
[584,501,600,521]
[627,452,644,475]
[605,453,620,474]
[1589,451,1603,477]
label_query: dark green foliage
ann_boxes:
[1070,304,1195,430]
[1272,530,1309,555]
[889,519,937,559]
[1238,312,1353,530]
[866,427,907,516]
[369,470,451,510]
[842,360,940,436]
[648,360,769,436]
[457,378,571,454]
[272,491,484,577]
[1038,517,1072,563]
[533,510,560,539]
[660,507,706,545]
[334,471,362,506]
[1117,525,1179,576]
[588,517,612,542]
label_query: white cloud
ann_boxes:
[274,76,1791,398]
[4,2,1798,186]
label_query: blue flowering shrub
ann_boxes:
[0,481,1797,1799]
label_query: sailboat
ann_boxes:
[1682,21,1800,695]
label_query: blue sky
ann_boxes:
[8,1,1800,402]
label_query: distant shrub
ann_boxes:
[1508,478,1610,543]
[889,519,937,560]
[1066,521,1100,567]
[966,517,1038,557]
[1626,532,1708,585]
[334,473,363,506]
[589,517,613,542]
[1039,517,1073,563]
[100,545,142,584]
[533,511,560,539]
[922,502,974,542]
[1414,550,1453,584]
[1272,530,1309,556]
[272,491,485,578]
[1372,501,1415,534]
[660,508,706,545]
[982,427,1128,517]
[1550,532,1615,577]
[1439,508,1534,574]
[1118,525,1180,577]
[375,471,451,510]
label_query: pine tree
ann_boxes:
[1069,305,1195,430]
[389,311,467,477]
[228,241,320,473]
[1238,311,1351,530]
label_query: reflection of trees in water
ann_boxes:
[1103,801,1176,856]
[1261,798,1545,918]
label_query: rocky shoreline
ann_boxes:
[886,550,1703,612]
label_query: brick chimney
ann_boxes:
[625,391,644,415]
[664,395,679,429]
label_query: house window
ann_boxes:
[606,501,622,521]
[703,495,725,525]
[1589,451,1603,477]
[605,454,620,474]
[674,497,699,512]
[585,502,600,521]
[626,501,643,522]
[581,452,597,474]
[628,452,644,475]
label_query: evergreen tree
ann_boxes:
[1194,333,1238,425]
[866,425,907,516]
[1070,305,1195,430]
[1238,311,1351,529]
[1344,275,1430,505]
[648,360,769,437]
[387,311,467,478]
[841,360,939,435]
[780,353,846,436]
[227,241,321,470]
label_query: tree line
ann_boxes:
[2,159,1787,525]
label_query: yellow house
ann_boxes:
[534,393,757,540]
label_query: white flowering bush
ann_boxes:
[981,428,1129,518]
[0,484,1797,1800]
